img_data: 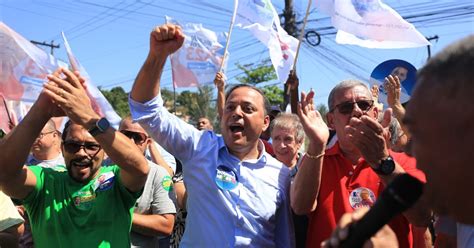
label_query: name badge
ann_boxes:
[349,187,376,209]
[215,165,239,190]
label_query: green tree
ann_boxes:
[99,87,130,118]
[176,86,216,124]
[235,59,277,85]
[161,88,175,110]
[261,85,284,106]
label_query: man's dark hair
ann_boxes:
[225,84,270,115]
[61,120,72,141]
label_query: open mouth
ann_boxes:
[229,124,244,133]
[71,160,92,169]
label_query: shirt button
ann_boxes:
[348,171,353,176]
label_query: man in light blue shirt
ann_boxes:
[129,23,294,247]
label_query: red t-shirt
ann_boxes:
[305,143,426,248]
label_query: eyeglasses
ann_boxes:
[37,130,56,139]
[63,140,102,155]
[331,100,374,114]
[120,130,148,144]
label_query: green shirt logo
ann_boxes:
[161,176,173,192]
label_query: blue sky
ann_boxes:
[1,0,473,106]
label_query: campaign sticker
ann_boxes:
[161,176,173,192]
[72,189,96,211]
[349,187,376,209]
[94,171,115,192]
[215,165,239,191]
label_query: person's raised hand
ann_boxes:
[214,72,226,91]
[43,68,99,127]
[287,70,299,91]
[370,84,384,111]
[321,207,398,248]
[297,90,329,149]
[36,68,67,118]
[384,75,401,107]
[345,109,392,168]
[149,24,185,59]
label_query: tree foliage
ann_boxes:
[261,85,283,106]
[176,86,216,124]
[235,59,277,85]
[99,87,130,118]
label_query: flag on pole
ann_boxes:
[235,0,298,82]
[0,22,63,131]
[61,32,122,128]
[316,0,430,48]
[0,22,59,102]
[166,17,227,88]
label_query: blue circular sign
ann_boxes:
[215,165,239,191]
[369,59,417,106]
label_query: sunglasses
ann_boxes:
[331,100,374,114]
[120,130,148,144]
[63,140,102,155]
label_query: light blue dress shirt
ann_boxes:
[129,93,294,247]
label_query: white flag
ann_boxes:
[235,0,298,82]
[0,22,65,131]
[316,0,430,48]
[62,32,122,128]
[166,17,227,88]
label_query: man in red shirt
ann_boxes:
[291,81,431,247]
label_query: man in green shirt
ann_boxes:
[0,68,149,248]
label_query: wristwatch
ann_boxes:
[373,156,395,175]
[88,117,110,137]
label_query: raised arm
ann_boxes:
[288,70,299,114]
[130,24,185,103]
[214,71,226,119]
[148,141,174,176]
[291,91,329,215]
[384,75,410,138]
[44,68,149,192]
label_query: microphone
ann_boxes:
[339,173,423,248]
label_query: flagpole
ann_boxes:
[173,83,177,115]
[292,0,312,72]
[1,95,13,126]
[219,0,239,73]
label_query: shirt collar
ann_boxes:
[219,139,268,165]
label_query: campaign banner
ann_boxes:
[0,22,59,103]
[0,22,122,131]
[167,17,227,88]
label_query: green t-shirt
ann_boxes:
[23,165,141,248]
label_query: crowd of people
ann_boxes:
[0,23,472,248]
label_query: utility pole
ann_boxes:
[30,40,60,55]
[283,0,297,37]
